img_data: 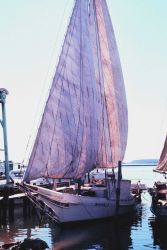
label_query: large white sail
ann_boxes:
[156,135,167,172]
[24,0,128,182]
[89,0,128,168]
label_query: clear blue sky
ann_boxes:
[0,0,166,164]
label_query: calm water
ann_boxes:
[1,166,167,250]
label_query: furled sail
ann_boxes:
[156,135,167,172]
[24,0,128,182]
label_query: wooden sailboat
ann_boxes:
[21,0,139,224]
[150,135,167,217]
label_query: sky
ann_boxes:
[0,0,166,165]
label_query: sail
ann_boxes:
[24,0,128,182]
[88,0,128,167]
[156,135,167,172]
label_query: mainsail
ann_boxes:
[156,135,167,172]
[24,0,128,182]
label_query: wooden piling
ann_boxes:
[0,198,2,222]
[8,198,14,222]
[1,196,8,225]
[23,196,28,217]
[0,182,34,224]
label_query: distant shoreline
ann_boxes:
[123,159,158,166]
[122,163,156,166]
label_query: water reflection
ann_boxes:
[0,205,142,250]
[50,212,141,250]
[0,206,51,247]
[150,216,167,250]
[0,166,159,249]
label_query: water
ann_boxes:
[1,166,167,250]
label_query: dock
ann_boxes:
[0,180,34,225]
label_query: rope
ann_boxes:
[19,184,60,224]
[21,0,73,166]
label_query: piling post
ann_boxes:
[0,199,2,222]
[115,161,122,216]
[8,198,14,222]
[2,186,9,225]
[0,88,10,184]
[23,196,28,217]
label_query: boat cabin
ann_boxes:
[155,182,167,200]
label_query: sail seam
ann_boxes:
[93,0,112,166]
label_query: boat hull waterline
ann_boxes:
[151,203,167,218]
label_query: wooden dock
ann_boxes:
[0,180,34,225]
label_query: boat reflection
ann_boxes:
[0,205,142,249]
[150,216,167,249]
[50,212,141,250]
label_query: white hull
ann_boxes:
[39,194,136,223]
[25,181,138,223]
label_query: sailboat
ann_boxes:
[21,0,139,224]
[150,135,167,217]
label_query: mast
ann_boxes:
[0,88,10,184]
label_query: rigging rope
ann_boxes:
[25,0,77,179]
[21,0,73,166]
